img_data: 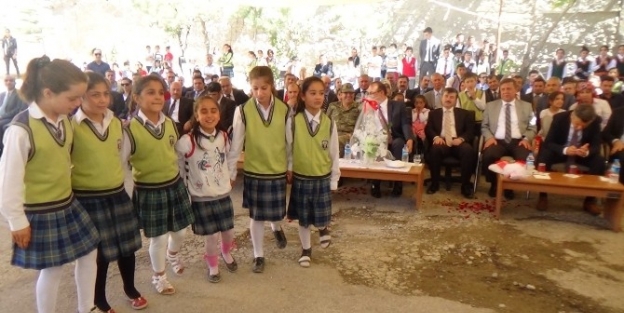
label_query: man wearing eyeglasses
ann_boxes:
[0,75,27,156]
[86,48,111,76]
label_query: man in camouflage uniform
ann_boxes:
[326,83,361,156]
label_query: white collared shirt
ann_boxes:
[494,100,522,140]
[285,109,341,190]
[440,107,457,138]
[169,98,180,123]
[0,102,68,231]
[73,107,115,135]
[137,109,166,132]
[227,96,293,181]
[378,98,389,121]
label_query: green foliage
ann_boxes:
[551,0,575,8]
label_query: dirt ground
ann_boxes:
[1,178,623,313]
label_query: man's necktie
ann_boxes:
[504,103,512,143]
[443,110,453,147]
[227,94,233,100]
[568,129,580,165]
[443,60,447,76]
[169,99,177,116]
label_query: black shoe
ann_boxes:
[208,272,221,283]
[461,184,474,199]
[426,183,439,194]
[222,255,238,273]
[488,185,497,198]
[252,257,265,273]
[371,184,381,198]
[338,178,344,187]
[298,248,312,267]
[391,182,403,197]
[504,190,515,200]
[273,229,287,249]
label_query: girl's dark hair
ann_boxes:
[548,91,564,104]
[132,74,166,96]
[295,76,324,114]
[189,96,227,150]
[248,51,257,58]
[20,55,88,103]
[224,44,232,54]
[249,66,277,96]
[413,94,428,107]
[85,72,110,91]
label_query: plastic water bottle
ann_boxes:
[344,143,352,162]
[609,159,621,183]
[401,144,409,163]
[526,153,535,174]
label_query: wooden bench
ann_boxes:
[338,160,425,211]
[495,172,624,232]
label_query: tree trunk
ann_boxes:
[197,17,211,56]
[177,24,192,57]
[518,0,577,78]
[496,0,503,65]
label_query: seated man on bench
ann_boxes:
[536,105,605,214]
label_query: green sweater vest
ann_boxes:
[127,117,180,185]
[71,117,124,193]
[12,111,73,209]
[292,113,332,178]
[241,99,288,178]
[458,90,484,122]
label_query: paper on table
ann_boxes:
[532,175,551,180]
[339,159,413,172]
[563,174,581,178]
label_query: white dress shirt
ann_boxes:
[367,55,383,78]
[569,99,612,130]
[285,109,340,190]
[0,102,67,231]
[169,98,180,123]
[494,101,522,140]
[227,96,292,181]
[440,108,457,138]
[435,56,454,77]
[203,64,221,77]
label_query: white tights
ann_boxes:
[149,229,186,273]
[249,219,282,258]
[36,249,97,313]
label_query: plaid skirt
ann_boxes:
[287,177,332,228]
[191,196,235,236]
[133,178,194,238]
[12,197,100,270]
[77,190,142,262]
[242,175,286,222]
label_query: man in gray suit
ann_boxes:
[0,75,27,155]
[424,73,445,109]
[481,78,537,199]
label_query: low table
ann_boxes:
[496,172,624,232]
[339,159,425,211]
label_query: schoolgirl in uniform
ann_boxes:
[72,72,146,312]
[176,96,237,283]
[123,75,194,295]
[286,76,340,267]
[227,66,290,273]
[0,56,99,313]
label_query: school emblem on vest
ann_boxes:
[117,139,122,151]
[321,140,329,150]
[169,135,175,147]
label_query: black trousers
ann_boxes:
[536,149,605,175]
[428,142,476,185]
[420,61,436,81]
[482,139,531,185]
[373,137,406,188]
[95,252,141,311]
[4,54,19,76]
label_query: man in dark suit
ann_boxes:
[205,82,237,135]
[485,74,500,102]
[425,87,476,198]
[277,73,297,102]
[109,91,127,118]
[481,78,536,199]
[0,75,27,156]
[322,76,339,112]
[413,75,432,96]
[165,81,194,136]
[184,76,208,100]
[418,27,440,82]
[367,81,415,197]
[521,77,546,111]
[599,76,624,110]
[219,76,249,106]
[602,106,624,184]
[354,74,371,102]
[536,105,604,215]
[396,75,414,107]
